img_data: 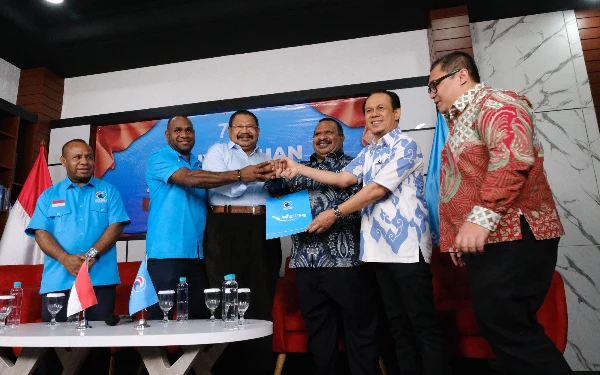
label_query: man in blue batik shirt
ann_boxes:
[266,118,380,375]
[26,139,130,375]
[279,92,450,375]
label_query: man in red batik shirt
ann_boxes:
[428,51,571,374]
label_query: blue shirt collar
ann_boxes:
[62,176,99,190]
[165,145,198,166]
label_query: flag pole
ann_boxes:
[130,256,156,330]
[77,256,93,330]
[134,309,150,330]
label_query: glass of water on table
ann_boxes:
[204,288,220,322]
[238,288,251,325]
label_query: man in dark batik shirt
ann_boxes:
[266,118,380,375]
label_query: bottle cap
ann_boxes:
[224,274,235,280]
[14,282,21,287]
[179,277,186,282]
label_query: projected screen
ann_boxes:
[95,97,372,234]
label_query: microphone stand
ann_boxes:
[77,256,92,331]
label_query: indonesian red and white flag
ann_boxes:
[67,262,98,316]
[0,145,52,265]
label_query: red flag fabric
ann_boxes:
[66,262,98,316]
[310,97,366,127]
[95,121,157,178]
[0,145,52,265]
[310,97,373,146]
[18,145,53,217]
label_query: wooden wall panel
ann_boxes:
[431,26,471,41]
[576,8,600,133]
[589,71,600,84]
[581,38,600,50]
[577,17,600,29]
[575,9,600,18]
[430,15,470,31]
[15,68,64,183]
[579,28,600,40]
[429,6,474,64]
[433,37,473,52]
[585,60,600,72]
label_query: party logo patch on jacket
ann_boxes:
[95,191,107,203]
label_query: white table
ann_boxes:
[0,319,272,375]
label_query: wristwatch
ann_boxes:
[86,247,100,260]
[333,206,343,218]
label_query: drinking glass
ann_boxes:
[238,288,251,325]
[46,292,65,326]
[0,296,14,333]
[204,288,220,322]
[158,290,175,324]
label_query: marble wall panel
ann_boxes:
[536,109,600,247]
[557,245,600,371]
[472,11,600,369]
[564,10,593,108]
[472,12,582,112]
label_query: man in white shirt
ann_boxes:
[202,109,281,375]
[279,91,450,375]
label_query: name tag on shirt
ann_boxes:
[265,190,312,239]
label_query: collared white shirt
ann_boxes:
[202,141,270,206]
[344,128,432,264]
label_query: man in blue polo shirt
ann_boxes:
[27,138,130,318]
[278,92,450,374]
[145,115,274,320]
[26,138,130,375]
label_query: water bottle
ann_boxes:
[7,282,23,327]
[176,277,189,323]
[221,274,238,330]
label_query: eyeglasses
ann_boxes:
[230,125,258,131]
[428,69,461,95]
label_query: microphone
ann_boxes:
[105,314,136,326]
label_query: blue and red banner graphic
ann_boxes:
[95,98,370,233]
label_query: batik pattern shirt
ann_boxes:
[344,128,433,264]
[439,83,564,252]
[265,149,361,268]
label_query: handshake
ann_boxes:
[241,157,299,182]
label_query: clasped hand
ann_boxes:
[239,158,301,182]
[61,253,96,276]
[271,157,299,179]
[239,161,277,182]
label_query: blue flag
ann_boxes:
[425,112,449,247]
[129,259,159,315]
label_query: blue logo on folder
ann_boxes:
[266,190,312,239]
